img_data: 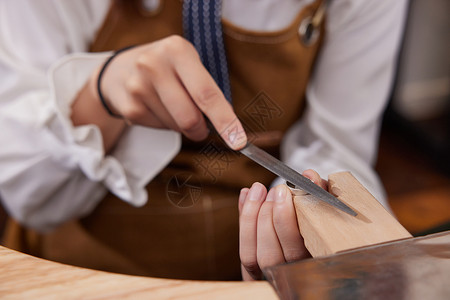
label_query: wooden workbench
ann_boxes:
[0,245,277,299]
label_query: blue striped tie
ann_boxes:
[183,0,232,103]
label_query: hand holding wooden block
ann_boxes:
[292,171,412,257]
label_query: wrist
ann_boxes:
[71,66,127,153]
[97,45,136,119]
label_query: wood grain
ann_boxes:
[0,246,277,299]
[293,171,412,257]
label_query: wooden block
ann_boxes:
[293,171,412,257]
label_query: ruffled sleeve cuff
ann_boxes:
[47,52,181,206]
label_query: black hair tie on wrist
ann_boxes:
[97,45,136,119]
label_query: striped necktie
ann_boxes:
[183,0,232,103]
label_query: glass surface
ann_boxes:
[264,231,450,300]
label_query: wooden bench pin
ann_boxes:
[288,171,412,257]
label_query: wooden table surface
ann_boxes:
[0,246,277,299]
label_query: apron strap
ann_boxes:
[183,0,233,103]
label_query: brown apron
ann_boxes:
[3,0,325,280]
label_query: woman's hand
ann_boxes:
[238,169,327,281]
[72,35,246,152]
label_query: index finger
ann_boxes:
[173,49,247,150]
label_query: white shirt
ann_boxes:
[0,0,408,231]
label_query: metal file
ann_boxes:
[240,142,357,216]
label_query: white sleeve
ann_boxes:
[0,0,181,232]
[278,0,409,208]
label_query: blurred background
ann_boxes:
[376,0,450,235]
[0,0,449,242]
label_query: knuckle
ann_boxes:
[166,35,185,44]
[121,104,145,122]
[163,35,193,55]
[177,114,203,133]
[257,255,279,270]
[124,76,145,98]
[136,53,161,74]
[195,87,223,108]
[285,252,304,263]
[135,53,149,68]
[240,259,260,274]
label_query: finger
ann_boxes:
[154,72,209,141]
[302,169,328,190]
[120,73,179,129]
[272,185,309,262]
[126,102,166,128]
[110,88,164,128]
[238,187,249,216]
[241,264,254,281]
[239,182,267,280]
[256,188,285,269]
[172,45,247,150]
[239,186,252,281]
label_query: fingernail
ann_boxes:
[229,131,237,145]
[275,185,287,203]
[226,120,247,149]
[229,131,247,149]
[248,184,263,201]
